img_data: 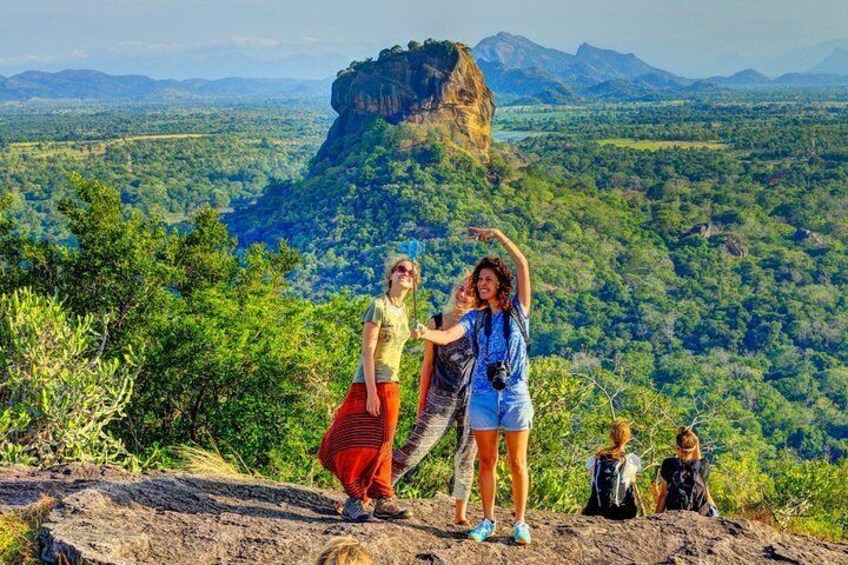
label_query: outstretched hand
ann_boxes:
[411,322,428,340]
[468,226,502,243]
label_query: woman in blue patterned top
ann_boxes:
[413,227,533,546]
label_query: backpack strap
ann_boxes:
[472,304,532,359]
[471,309,487,358]
[434,313,443,330]
[614,459,625,506]
[505,303,531,354]
[593,458,603,507]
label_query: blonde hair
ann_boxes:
[676,426,702,462]
[442,270,474,315]
[596,418,631,461]
[314,536,373,565]
[384,255,421,291]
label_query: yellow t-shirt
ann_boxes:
[353,295,410,384]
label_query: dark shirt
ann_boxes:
[660,457,710,484]
[430,313,475,395]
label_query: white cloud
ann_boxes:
[224,36,280,49]
[107,36,282,56]
[108,41,186,55]
[0,49,89,67]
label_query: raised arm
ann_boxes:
[469,227,531,314]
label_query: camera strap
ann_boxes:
[472,304,531,359]
[480,306,512,362]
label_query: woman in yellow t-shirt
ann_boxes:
[319,256,418,522]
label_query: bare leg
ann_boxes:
[505,430,530,523]
[474,430,499,522]
[455,498,468,525]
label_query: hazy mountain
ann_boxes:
[473,33,686,87]
[0,43,352,81]
[0,69,331,102]
[476,59,574,104]
[473,32,576,76]
[585,78,658,101]
[810,47,848,76]
[707,69,773,87]
[567,43,686,86]
[96,50,351,82]
[472,33,710,101]
[773,72,848,86]
[711,38,848,77]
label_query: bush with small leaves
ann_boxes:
[0,288,137,465]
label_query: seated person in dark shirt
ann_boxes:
[655,426,718,517]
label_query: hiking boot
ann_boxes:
[513,521,531,545]
[341,497,372,523]
[468,518,496,542]
[373,497,412,520]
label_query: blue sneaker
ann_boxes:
[513,522,531,545]
[468,518,496,542]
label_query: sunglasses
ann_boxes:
[393,264,414,275]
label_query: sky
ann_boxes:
[2,0,848,79]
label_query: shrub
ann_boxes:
[0,288,136,465]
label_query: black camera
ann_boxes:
[486,360,510,391]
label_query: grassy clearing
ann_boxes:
[8,134,210,158]
[0,495,57,565]
[596,138,726,151]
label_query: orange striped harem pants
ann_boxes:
[318,382,399,500]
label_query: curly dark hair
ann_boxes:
[471,256,514,310]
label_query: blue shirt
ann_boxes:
[460,295,530,394]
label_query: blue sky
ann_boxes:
[2,0,848,78]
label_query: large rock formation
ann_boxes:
[312,40,494,172]
[2,465,847,564]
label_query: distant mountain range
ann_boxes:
[710,38,848,77]
[472,32,710,102]
[0,69,331,103]
[4,33,848,105]
[810,47,848,76]
[472,32,848,103]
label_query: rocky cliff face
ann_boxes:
[311,41,494,173]
[2,465,847,564]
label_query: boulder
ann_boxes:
[312,41,494,173]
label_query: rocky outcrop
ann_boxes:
[681,223,716,239]
[725,238,749,258]
[794,228,825,245]
[312,40,494,172]
[3,466,846,564]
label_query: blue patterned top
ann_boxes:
[460,295,530,394]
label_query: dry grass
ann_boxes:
[7,134,209,159]
[596,138,726,151]
[0,494,57,565]
[174,445,250,480]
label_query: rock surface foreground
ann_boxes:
[1,466,847,564]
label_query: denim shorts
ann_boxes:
[468,389,534,432]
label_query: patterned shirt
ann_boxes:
[459,295,530,393]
